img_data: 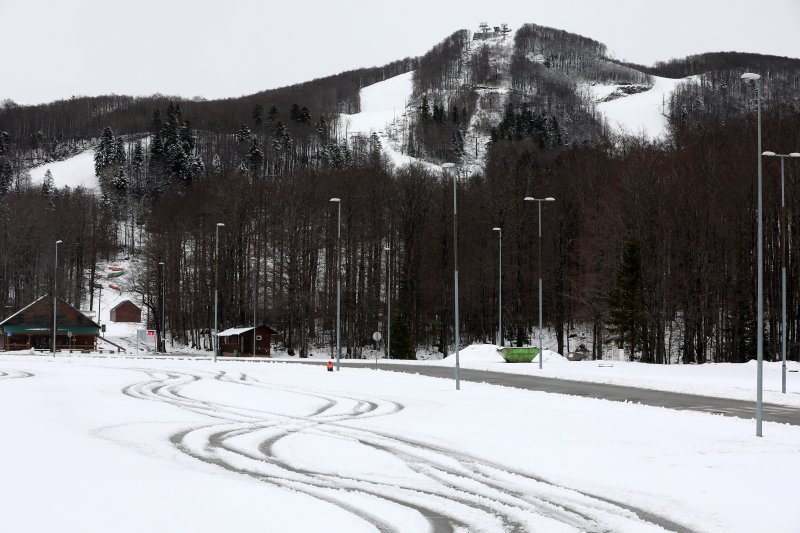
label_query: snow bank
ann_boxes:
[441,343,567,365]
[442,343,504,363]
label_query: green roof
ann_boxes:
[3,325,99,335]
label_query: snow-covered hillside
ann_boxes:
[29,150,99,189]
[342,71,441,172]
[593,76,698,140]
[463,34,516,174]
[341,31,516,175]
[28,136,149,190]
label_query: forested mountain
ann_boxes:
[1,23,800,364]
[0,57,416,164]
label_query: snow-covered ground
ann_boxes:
[0,355,797,532]
[29,136,149,189]
[344,72,413,137]
[86,257,157,353]
[28,149,99,189]
[342,71,441,173]
[276,344,800,407]
[592,76,698,140]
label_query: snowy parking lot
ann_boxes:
[1,354,798,532]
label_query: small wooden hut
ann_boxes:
[110,300,142,323]
[218,325,277,356]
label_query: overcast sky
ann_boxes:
[2,0,799,105]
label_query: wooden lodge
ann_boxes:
[0,295,101,352]
[218,325,277,356]
[110,300,141,323]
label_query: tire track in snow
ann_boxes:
[222,372,689,533]
[123,370,417,532]
[123,369,691,533]
[0,369,34,380]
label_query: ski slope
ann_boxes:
[29,136,149,190]
[1,355,798,532]
[342,72,441,172]
[594,76,697,140]
[344,71,413,136]
[29,149,99,189]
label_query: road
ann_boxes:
[277,359,800,426]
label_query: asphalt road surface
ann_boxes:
[279,359,800,426]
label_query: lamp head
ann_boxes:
[330,197,340,203]
[523,196,534,202]
[216,222,225,227]
[762,151,777,156]
[741,72,761,81]
[384,246,390,251]
[158,261,164,265]
[545,197,556,202]
[790,153,800,158]
[492,227,501,232]
[55,240,63,244]
[441,162,455,169]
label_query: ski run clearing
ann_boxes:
[592,76,698,140]
[28,149,99,189]
[342,71,442,173]
[1,354,798,533]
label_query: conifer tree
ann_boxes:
[40,169,54,197]
[246,139,264,177]
[420,96,430,121]
[607,234,644,359]
[252,104,264,126]
[94,126,116,177]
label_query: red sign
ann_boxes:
[146,330,156,339]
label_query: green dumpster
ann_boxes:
[497,346,541,363]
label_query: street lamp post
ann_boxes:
[442,162,459,390]
[53,240,62,355]
[762,150,800,394]
[330,198,341,371]
[252,256,257,357]
[214,222,225,362]
[492,227,503,346]
[742,72,764,436]
[524,197,555,370]
[385,245,391,359]
[158,261,165,353]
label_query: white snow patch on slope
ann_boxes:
[595,76,697,140]
[29,136,150,190]
[29,150,99,189]
[344,71,413,135]
[342,72,442,173]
